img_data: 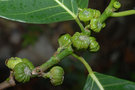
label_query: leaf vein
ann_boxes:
[78,0,82,5]
[90,79,94,90]
[103,82,130,87]
[2,5,60,16]
[98,76,112,80]
[71,0,75,14]
[55,0,77,19]
[43,11,68,20]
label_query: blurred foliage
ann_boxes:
[22,25,43,47]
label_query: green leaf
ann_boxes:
[76,0,89,9]
[0,0,78,24]
[84,72,135,90]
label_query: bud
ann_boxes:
[58,34,72,47]
[113,1,121,9]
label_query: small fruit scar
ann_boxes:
[24,67,31,76]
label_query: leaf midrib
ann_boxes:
[54,0,77,19]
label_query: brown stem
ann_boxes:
[0,71,16,90]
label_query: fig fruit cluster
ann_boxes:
[58,32,100,52]
[6,57,34,83]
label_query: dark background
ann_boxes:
[0,0,135,90]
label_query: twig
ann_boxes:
[39,47,73,72]
[71,53,104,90]
[111,10,135,17]
[0,71,16,90]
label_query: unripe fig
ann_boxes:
[90,19,105,33]
[89,37,100,52]
[45,66,64,86]
[58,34,72,47]
[13,62,32,83]
[92,9,101,18]
[79,8,94,22]
[22,58,34,70]
[6,57,22,69]
[72,32,91,50]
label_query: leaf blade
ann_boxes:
[0,0,78,24]
[83,72,135,90]
[76,0,89,9]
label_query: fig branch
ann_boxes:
[71,53,104,90]
[85,0,121,33]
[111,10,135,17]
[98,0,118,23]
[0,71,16,90]
[38,47,73,72]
